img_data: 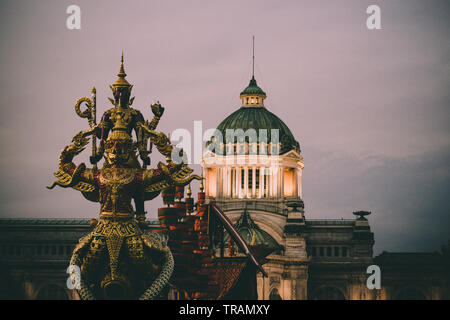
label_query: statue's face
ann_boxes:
[105,138,133,166]
[114,87,131,107]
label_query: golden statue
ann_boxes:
[48,55,200,299]
[90,52,165,221]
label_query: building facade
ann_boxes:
[201,74,449,300]
[1,218,448,300]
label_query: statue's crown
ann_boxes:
[113,51,132,88]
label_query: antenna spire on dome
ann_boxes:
[239,37,267,107]
[252,35,255,78]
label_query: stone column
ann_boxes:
[269,168,273,198]
[223,167,226,198]
[234,167,238,198]
[204,166,209,196]
[294,169,298,197]
[265,167,268,198]
[222,167,226,198]
[217,167,221,198]
[227,167,231,198]
[259,167,264,198]
[298,169,302,198]
[252,166,256,198]
[237,167,241,198]
[273,167,278,198]
[223,167,228,198]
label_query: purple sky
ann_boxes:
[0,0,449,254]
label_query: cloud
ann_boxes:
[303,146,450,254]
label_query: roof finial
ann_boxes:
[252,35,255,78]
[199,168,204,192]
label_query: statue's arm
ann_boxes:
[59,133,89,173]
[135,126,173,160]
[141,162,201,192]
[59,131,95,179]
[141,168,162,188]
[148,102,164,130]
[134,111,150,165]
[134,103,165,166]
[47,130,97,190]
[97,112,112,141]
[137,127,200,190]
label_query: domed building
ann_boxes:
[202,73,311,299]
[202,72,385,300]
[201,71,449,300]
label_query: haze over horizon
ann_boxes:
[0,0,449,255]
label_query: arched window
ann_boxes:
[36,284,69,300]
[312,287,345,300]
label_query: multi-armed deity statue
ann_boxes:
[48,54,200,299]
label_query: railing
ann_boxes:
[306,219,355,226]
[211,199,289,215]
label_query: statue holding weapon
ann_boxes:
[77,52,166,223]
[48,54,200,299]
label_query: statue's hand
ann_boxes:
[136,215,147,229]
[64,131,90,156]
[72,131,90,148]
[157,161,201,187]
[151,102,164,118]
[141,156,151,166]
[151,132,173,158]
[90,154,102,165]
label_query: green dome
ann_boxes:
[240,76,266,96]
[206,76,300,155]
[211,106,300,154]
[224,209,283,258]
